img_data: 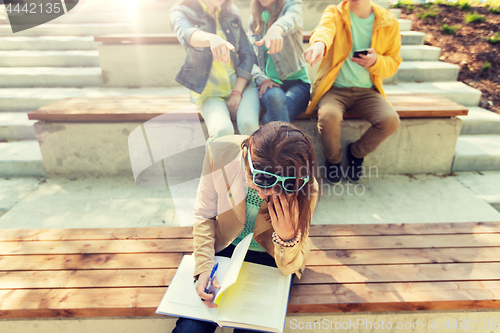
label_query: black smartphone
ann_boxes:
[353,49,369,58]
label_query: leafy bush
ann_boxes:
[480,61,491,72]
[441,24,461,34]
[486,32,500,44]
[464,11,487,23]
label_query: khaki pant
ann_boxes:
[317,86,400,164]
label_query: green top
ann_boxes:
[264,45,311,85]
[333,10,374,88]
[232,187,267,252]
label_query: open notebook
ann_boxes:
[156,233,292,333]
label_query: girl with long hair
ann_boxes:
[171,122,320,333]
[249,0,311,124]
[171,0,260,142]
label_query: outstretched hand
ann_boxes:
[255,26,284,54]
[268,193,298,241]
[209,34,235,64]
[303,41,325,67]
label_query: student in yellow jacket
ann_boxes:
[303,0,402,183]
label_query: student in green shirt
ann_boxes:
[249,0,311,124]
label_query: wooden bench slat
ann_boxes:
[288,281,500,313]
[0,239,193,255]
[28,94,468,122]
[310,233,500,250]
[3,247,499,271]
[308,221,500,236]
[0,287,165,319]
[0,227,193,242]
[0,269,176,290]
[307,247,500,266]
[2,222,498,242]
[0,253,186,271]
[297,262,500,285]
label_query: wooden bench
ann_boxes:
[27,94,467,177]
[1,221,499,319]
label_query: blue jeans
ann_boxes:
[171,245,295,333]
[199,86,260,143]
[260,80,311,124]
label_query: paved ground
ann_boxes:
[1,171,499,230]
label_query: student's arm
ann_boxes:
[366,21,402,79]
[227,76,249,118]
[193,144,218,279]
[309,5,337,56]
[270,185,319,278]
[254,0,303,54]
[171,8,234,63]
[235,18,258,82]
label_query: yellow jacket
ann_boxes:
[306,1,402,114]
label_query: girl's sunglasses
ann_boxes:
[247,148,309,192]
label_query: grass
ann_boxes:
[459,2,471,10]
[488,6,500,13]
[486,32,500,44]
[441,23,461,34]
[464,11,487,23]
[417,7,441,20]
[480,61,491,72]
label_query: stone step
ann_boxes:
[0,87,190,112]
[456,172,500,213]
[401,31,425,45]
[0,140,46,177]
[0,112,36,141]
[398,19,412,31]
[391,8,402,19]
[0,67,103,87]
[0,23,135,36]
[400,45,441,61]
[0,36,97,50]
[453,135,500,172]
[459,107,500,135]
[6,12,133,25]
[385,61,460,84]
[0,50,99,67]
[384,82,482,107]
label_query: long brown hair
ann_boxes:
[241,122,320,239]
[250,0,285,35]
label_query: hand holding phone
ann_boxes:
[353,49,369,58]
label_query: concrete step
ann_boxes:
[391,8,402,19]
[0,87,190,111]
[0,67,103,87]
[0,23,135,36]
[386,61,460,84]
[15,12,133,24]
[398,19,412,31]
[400,45,441,61]
[459,107,500,135]
[0,140,46,177]
[376,0,391,9]
[0,50,99,67]
[384,81,482,107]
[453,135,500,172]
[456,172,500,213]
[401,31,425,45]
[0,113,36,141]
[0,36,97,50]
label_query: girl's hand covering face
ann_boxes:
[268,192,298,241]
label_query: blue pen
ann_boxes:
[204,263,219,294]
